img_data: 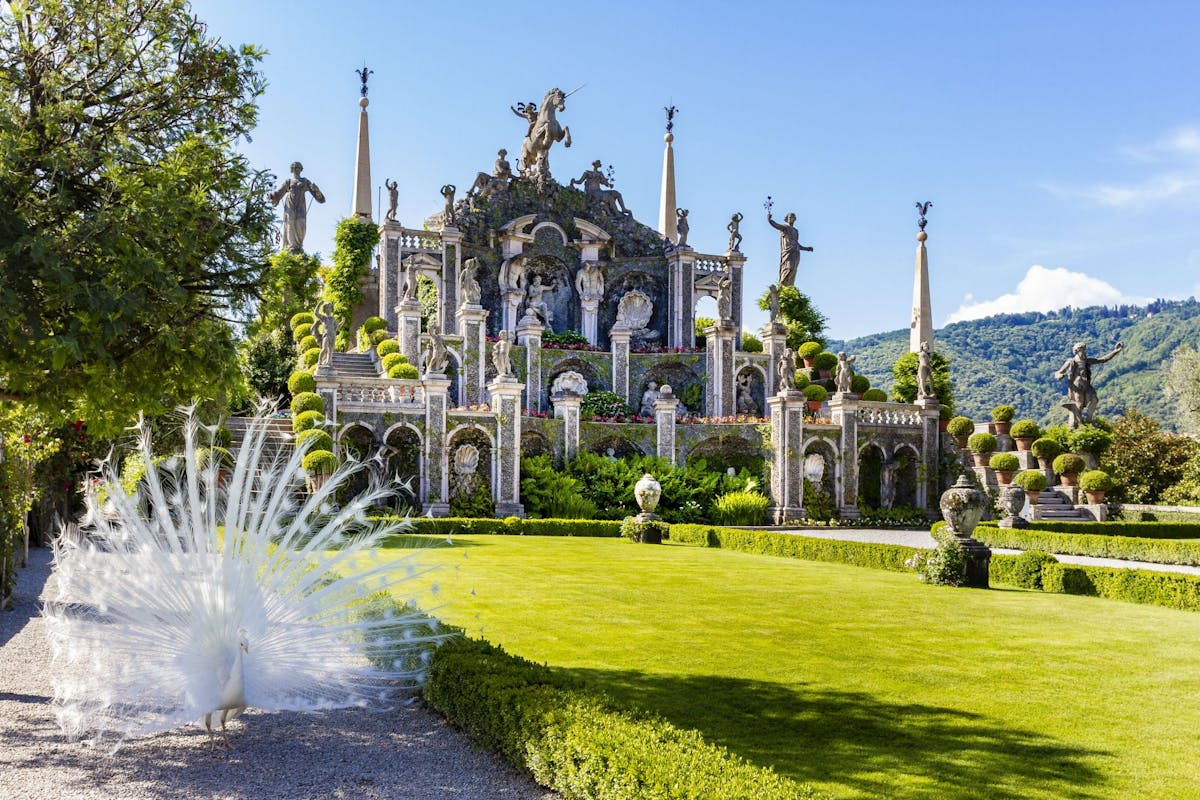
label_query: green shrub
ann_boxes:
[946,416,973,436]
[1079,469,1114,493]
[861,388,887,402]
[670,524,921,572]
[450,481,495,518]
[794,372,811,390]
[742,332,763,353]
[803,383,828,402]
[290,391,324,416]
[1009,419,1040,439]
[289,311,315,329]
[1030,437,1064,459]
[194,446,233,470]
[581,390,631,419]
[381,352,407,373]
[1011,550,1056,589]
[295,428,333,453]
[1069,424,1114,455]
[812,351,838,371]
[988,453,1019,472]
[797,341,823,360]
[971,523,1200,566]
[293,323,313,343]
[849,374,870,394]
[712,491,770,526]
[292,410,325,433]
[1053,453,1085,475]
[377,338,400,357]
[369,328,389,346]
[991,405,1015,422]
[287,370,316,395]
[388,517,624,538]
[296,334,318,354]
[543,330,588,346]
[620,517,668,543]
[389,363,419,380]
[967,432,998,454]
[1014,470,1048,492]
[362,315,387,333]
[302,449,338,475]
[1041,563,1200,612]
[919,531,966,586]
[300,348,321,368]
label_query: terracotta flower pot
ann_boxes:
[806,400,823,412]
[1085,490,1105,504]
[1037,457,1053,471]
[818,369,832,379]
[1060,472,1079,487]
[993,421,1012,436]
[953,435,970,448]
[803,357,816,369]
[972,452,991,467]
[1014,437,1034,452]
[996,470,1014,486]
[938,419,949,432]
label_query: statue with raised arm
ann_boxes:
[493,330,513,379]
[512,87,575,180]
[676,208,690,246]
[767,283,781,324]
[268,162,326,253]
[525,274,553,326]
[575,260,604,301]
[400,263,418,301]
[424,326,450,376]
[835,352,857,395]
[570,160,631,215]
[717,271,732,321]
[311,301,338,367]
[767,211,813,287]
[1054,341,1124,427]
[440,184,457,226]
[727,212,744,252]
[778,348,797,392]
[460,257,482,306]
[385,179,398,222]
[917,340,934,399]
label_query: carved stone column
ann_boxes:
[379,222,402,330]
[421,373,451,517]
[488,378,525,517]
[767,388,806,524]
[654,385,680,465]
[726,250,746,347]
[457,303,488,407]
[610,326,632,408]
[761,322,788,403]
[396,299,422,368]
[705,323,737,417]
[552,391,582,462]
[440,226,462,336]
[828,394,860,520]
[502,289,524,335]
[516,315,543,413]
[917,396,941,512]
[580,297,600,346]
[668,249,697,348]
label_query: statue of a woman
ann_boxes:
[767,211,813,287]
[311,301,338,367]
[493,330,513,379]
[269,162,325,253]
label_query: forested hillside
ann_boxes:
[832,299,1200,429]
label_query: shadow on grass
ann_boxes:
[561,667,1108,800]
[379,533,486,550]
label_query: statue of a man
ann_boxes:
[767,211,813,288]
[493,148,513,180]
[575,260,604,301]
[727,212,744,252]
[493,330,513,378]
[269,162,326,253]
[311,301,338,367]
[917,340,934,399]
[460,257,482,306]
[569,160,631,215]
[676,208,690,246]
[778,348,797,392]
[400,264,418,301]
[424,326,450,375]
[1054,341,1124,427]
[440,184,456,225]
[639,381,661,417]
[717,271,732,321]
[525,275,553,326]
[385,178,398,222]
[835,352,857,394]
[767,283,781,324]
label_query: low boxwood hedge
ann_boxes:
[1000,520,1200,540]
[423,637,824,800]
[377,517,624,538]
[670,524,920,572]
[970,523,1200,566]
[1041,563,1200,612]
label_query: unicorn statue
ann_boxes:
[511,85,581,181]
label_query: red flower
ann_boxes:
[71,420,85,431]
[22,434,31,443]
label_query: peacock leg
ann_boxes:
[220,709,232,750]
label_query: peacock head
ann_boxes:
[237,627,250,654]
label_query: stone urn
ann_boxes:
[997,485,1028,529]
[938,474,992,587]
[634,473,662,521]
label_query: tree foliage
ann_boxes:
[240,328,295,406]
[0,0,274,434]
[1099,409,1197,504]
[1165,344,1200,437]
[324,218,378,340]
[252,250,322,336]
[891,349,954,413]
[757,286,826,350]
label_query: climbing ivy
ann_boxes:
[324,218,379,341]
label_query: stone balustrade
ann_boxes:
[692,253,729,273]
[856,401,922,427]
[395,227,443,253]
[334,378,426,410]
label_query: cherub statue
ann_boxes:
[493,330,514,379]
[727,212,744,252]
[676,208,690,247]
[778,348,797,392]
[424,326,449,375]
[835,352,856,394]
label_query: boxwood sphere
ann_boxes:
[300,348,321,368]
[295,428,334,453]
[292,409,325,433]
[302,449,338,475]
[797,341,823,359]
[290,391,325,416]
[288,370,316,396]
[389,362,419,380]
[376,339,400,357]
[861,388,887,402]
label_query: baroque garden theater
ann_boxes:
[290,83,944,521]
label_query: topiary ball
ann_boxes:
[369,328,390,345]
[376,339,400,357]
[803,383,828,402]
[290,391,324,416]
[861,388,888,402]
[300,348,321,368]
[1052,453,1086,475]
[293,323,313,343]
[389,362,419,380]
[1009,419,1040,439]
[967,432,998,453]
[794,371,810,390]
[295,428,333,453]
[850,374,870,394]
[292,410,325,433]
[298,335,319,353]
[812,352,838,371]
[288,370,316,395]
[991,404,1016,422]
[1014,469,1048,492]
[947,416,974,436]
[1030,437,1063,459]
[1079,469,1114,492]
[381,352,407,373]
[289,312,315,329]
[302,449,339,476]
[361,316,387,333]
[797,341,823,360]
[989,452,1020,472]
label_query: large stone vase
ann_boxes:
[997,485,1028,529]
[634,473,662,522]
[938,475,992,588]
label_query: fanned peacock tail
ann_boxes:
[44,406,448,747]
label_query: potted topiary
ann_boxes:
[288,370,316,396]
[794,371,810,390]
[1052,453,1086,487]
[302,449,338,492]
[803,383,828,412]
[798,341,823,369]
[1030,437,1063,471]
[1079,469,1114,504]
[946,416,974,447]
[967,432,998,467]
[1009,419,1040,451]
[861,388,887,402]
[991,405,1016,436]
[939,404,952,431]
[1014,469,1048,504]
[850,374,870,398]
[988,452,1020,485]
[812,351,838,380]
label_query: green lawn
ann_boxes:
[386,535,1200,800]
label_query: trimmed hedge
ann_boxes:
[377,338,400,357]
[1008,520,1200,540]
[988,453,1019,472]
[389,363,419,380]
[1030,437,1063,459]
[302,449,338,475]
[1042,563,1200,612]
[1053,453,1085,475]
[289,311,315,329]
[287,370,316,395]
[362,315,387,333]
[803,383,828,402]
[424,637,823,800]
[1009,419,1040,439]
[971,523,1200,566]
[991,404,1015,422]
[967,432,997,453]
[292,410,325,433]
[860,388,886,402]
[377,517,624,538]
[290,391,324,416]
[670,524,921,572]
[797,341,823,360]
[381,352,407,373]
[295,428,333,453]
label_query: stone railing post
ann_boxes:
[705,323,737,417]
[440,226,462,335]
[516,315,544,413]
[767,388,806,524]
[761,323,788,402]
[917,396,941,512]
[552,391,582,462]
[654,385,680,465]
[828,394,860,520]
[457,302,488,407]
[488,377,525,517]
[421,372,451,517]
[610,326,632,408]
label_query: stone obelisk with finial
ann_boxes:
[658,105,678,242]
[910,201,933,353]
[352,66,373,222]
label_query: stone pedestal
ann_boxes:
[580,297,600,346]
[421,374,451,517]
[938,474,992,588]
[516,316,543,413]
[654,387,680,465]
[917,396,941,511]
[457,304,488,407]
[705,323,737,417]
[610,326,632,408]
[828,394,860,520]
[767,389,806,524]
[488,378,525,517]
[440,227,462,335]
[502,289,524,335]
[761,323,788,401]
[379,221,402,329]
[726,251,746,346]
[396,299,422,368]
[552,391,582,462]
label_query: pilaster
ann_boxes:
[488,378,525,517]
[421,373,451,517]
[705,324,737,417]
[654,386,680,465]
[379,222,401,329]
[917,396,941,511]
[517,316,544,413]
[761,323,788,402]
[457,303,488,406]
[610,326,632,408]
[828,394,860,519]
[552,391,582,462]
[767,390,807,524]
[440,227,462,336]
[396,300,422,368]
[726,251,746,347]
[668,249,697,349]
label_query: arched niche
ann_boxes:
[858,442,885,510]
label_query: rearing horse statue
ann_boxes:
[513,87,574,180]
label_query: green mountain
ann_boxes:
[831,298,1200,430]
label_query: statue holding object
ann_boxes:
[570,159,631,216]
[835,352,856,395]
[459,257,482,306]
[311,301,338,368]
[268,161,325,253]
[727,212,744,252]
[492,330,514,379]
[512,86,576,180]
[767,210,813,288]
[1054,341,1124,427]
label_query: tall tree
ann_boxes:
[0,0,274,435]
[757,286,826,350]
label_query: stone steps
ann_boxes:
[226,417,295,464]
[331,352,382,379]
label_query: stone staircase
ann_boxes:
[225,417,295,465]
[331,352,381,379]
[1030,490,1093,521]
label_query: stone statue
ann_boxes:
[917,341,934,399]
[499,256,527,294]
[767,211,813,288]
[835,352,856,394]
[767,283,781,324]
[460,257,482,306]
[311,301,338,368]
[424,326,449,375]
[268,161,326,253]
[614,290,659,345]
[440,184,456,225]
[512,87,574,179]
[385,178,398,222]
[524,275,553,326]
[717,271,733,321]
[736,373,758,415]
[575,260,604,301]
[639,381,661,417]
[778,348,797,392]
[880,455,898,510]
[400,264,418,301]
[570,160,631,215]
[492,330,513,379]
[1054,340,1124,427]
[727,212,744,252]
[551,370,588,396]
[468,149,513,201]
[493,148,513,180]
[676,208,689,246]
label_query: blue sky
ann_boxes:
[194,0,1200,340]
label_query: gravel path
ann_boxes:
[780,527,1200,575]
[0,548,556,800]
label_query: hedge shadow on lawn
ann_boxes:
[559,667,1108,800]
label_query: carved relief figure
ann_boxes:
[676,208,689,246]
[917,340,934,399]
[524,275,554,326]
[778,348,797,392]
[570,160,631,215]
[1054,340,1124,427]
[835,352,857,394]
[499,256,527,294]
[493,330,513,378]
[385,178,398,222]
[767,211,813,287]
[717,271,733,321]
[268,161,326,253]
[311,301,338,367]
[424,326,449,375]
[727,212,744,252]
[460,257,482,306]
[639,381,661,417]
[575,260,604,301]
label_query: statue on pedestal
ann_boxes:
[736,373,759,415]
[835,352,856,394]
[269,162,326,253]
[440,184,456,226]
[400,264,418,302]
[493,330,514,379]
[570,160,631,215]
[468,149,513,201]
[639,381,662,417]
[575,261,604,301]
[424,326,449,375]
[524,275,554,327]
[778,348,797,392]
[460,257,482,306]
[717,271,732,322]
[385,179,398,222]
[917,340,934,399]
[727,212,744,252]
[767,211,813,288]
[512,87,574,180]
[1054,340,1124,427]
[311,301,338,368]
[676,208,689,246]
[767,283,781,324]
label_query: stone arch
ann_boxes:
[684,433,765,475]
[586,435,646,459]
[734,364,766,418]
[890,443,921,510]
[530,220,569,245]
[801,437,839,521]
[335,422,378,503]
[638,360,704,415]
[858,441,885,510]
[382,422,423,506]
[447,425,496,508]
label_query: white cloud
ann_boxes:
[1047,124,1200,209]
[945,265,1151,324]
